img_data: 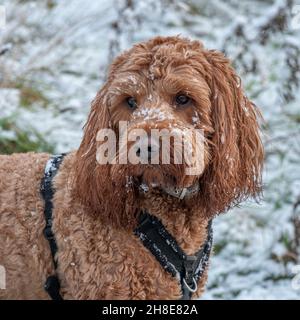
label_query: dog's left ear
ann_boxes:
[199,49,264,216]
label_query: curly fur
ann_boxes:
[0,36,263,300]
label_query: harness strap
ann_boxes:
[41,154,66,300]
[40,154,213,301]
[135,211,213,300]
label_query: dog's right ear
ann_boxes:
[73,84,112,212]
[73,83,137,228]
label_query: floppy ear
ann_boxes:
[72,84,137,227]
[73,85,110,209]
[199,50,264,216]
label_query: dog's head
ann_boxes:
[74,36,263,226]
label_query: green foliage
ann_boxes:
[0,117,54,154]
[213,240,228,255]
[12,83,50,109]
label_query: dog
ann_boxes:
[0,36,263,299]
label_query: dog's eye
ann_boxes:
[175,94,190,106]
[126,97,137,110]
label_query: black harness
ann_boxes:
[135,213,213,300]
[41,155,213,300]
[40,154,65,300]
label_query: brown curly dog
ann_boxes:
[0,36,263,300]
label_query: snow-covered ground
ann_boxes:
[0,0,300,299]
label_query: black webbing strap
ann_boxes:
[40,154,66,300]
[134,211,213,300]
[40,154,212,300]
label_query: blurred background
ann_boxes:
[0,0,300,299]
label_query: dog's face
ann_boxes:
[74,36,263,224]
[105,48,212,191]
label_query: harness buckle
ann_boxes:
[184,255,197,278]
[182,255,198,295]
[182,277,198,293]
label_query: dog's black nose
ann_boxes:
[135,137,160,164]
[136,145,152,161]
[136,147,141,157]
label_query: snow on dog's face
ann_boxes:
[104,49,212,191]
[74,36,263,225]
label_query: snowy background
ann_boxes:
[0,0,300,299]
